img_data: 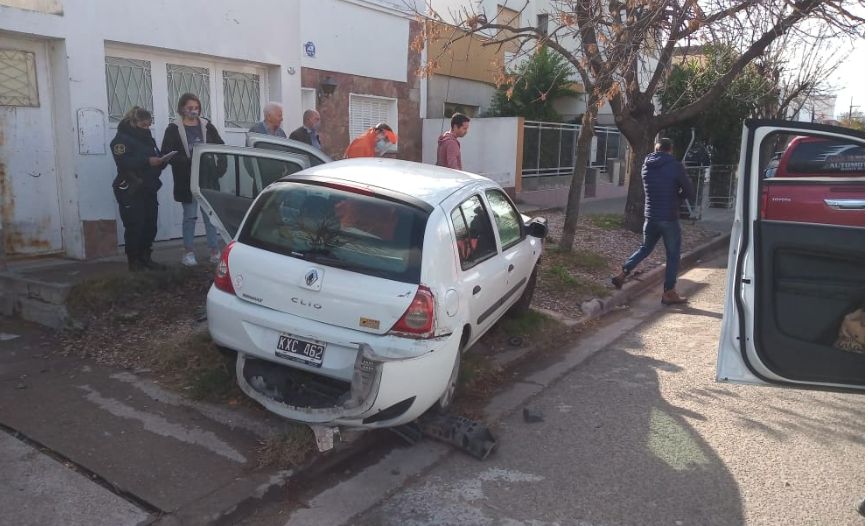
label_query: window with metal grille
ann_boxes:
[0,49,39,107]
[104,57,152,122]
[349,94,397,140]
[167,64,211,119]
[223,70,260,129]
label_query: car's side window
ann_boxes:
[485,189,523,249]
[450,195,498,270]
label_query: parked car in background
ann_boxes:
[761,133,864,226]
[718,119,864,391]
[191,148,547,428]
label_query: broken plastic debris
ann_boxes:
[523,407,544,423]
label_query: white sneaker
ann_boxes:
[209,251,220,264]
[181,252,198,266]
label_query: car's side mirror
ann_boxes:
[526,217,547,239]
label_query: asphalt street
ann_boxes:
[282,254,865,526]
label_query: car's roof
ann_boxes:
[294,158,493,207]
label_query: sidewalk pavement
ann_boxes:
[0,316,307,525]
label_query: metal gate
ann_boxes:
[520,120,622,191]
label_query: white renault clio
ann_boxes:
[191,140,546,428]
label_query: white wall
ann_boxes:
[0,0,302,257]
[427,76,496,118]
[301,0,409,83]
[422,117,521,188]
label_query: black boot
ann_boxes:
[128,254,145,272]
[141,249,167,271]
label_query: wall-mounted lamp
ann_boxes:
[318,76,338,102]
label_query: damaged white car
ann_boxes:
[191,139,546,428]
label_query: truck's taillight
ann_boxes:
[389,285,435,339]
[213,241,236,294]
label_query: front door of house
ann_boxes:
[0,35,63,256]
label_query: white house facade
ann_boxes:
[0,0,302,259]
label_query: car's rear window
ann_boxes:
[238,181,428,283]
[784,138,865,176]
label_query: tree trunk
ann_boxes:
[623,133,656,233]
[559,108,598,251]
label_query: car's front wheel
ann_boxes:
[508,265,538,317]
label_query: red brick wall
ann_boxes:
[301,21,423,162]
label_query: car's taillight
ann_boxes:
[213,241,236,294]
[389,285,435,338]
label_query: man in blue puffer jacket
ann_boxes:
[612,138,695,305]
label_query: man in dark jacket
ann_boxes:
[612,138,695,304]
[289,109,322,150]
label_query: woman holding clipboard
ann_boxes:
[110,106,174,272]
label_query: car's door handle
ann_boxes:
[508,264,515,272]
[473,285,481,295]
[824,199,865,210]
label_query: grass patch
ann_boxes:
[67,266,201,315]
[546,244,608,272]
[257,426,317,468]
[588,213,623,230]
[543,265,609,298]
[497,309,550,337]
[151,330,241,402]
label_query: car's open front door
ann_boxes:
[717,119,864,391]
[191,144,308,243]
[246,133,332,167]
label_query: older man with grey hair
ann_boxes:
[249,102,286,137]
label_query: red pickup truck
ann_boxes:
[761,134,865,226]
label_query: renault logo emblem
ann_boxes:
[305,269,319,287]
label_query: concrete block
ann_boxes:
[26,280,72,304]
[18,297,69,330]
[0,292,17,316]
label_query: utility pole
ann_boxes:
[848,97,854,122]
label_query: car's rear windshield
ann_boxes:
[238,181,428,283]
[784,138,865,176]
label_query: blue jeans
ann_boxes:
[622,220,682,291]
[182,201,218,252]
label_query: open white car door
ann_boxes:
[190,144,309,243]
[717,119,864,391]
[246,133,332,167]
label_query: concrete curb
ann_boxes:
[584,232,730,323]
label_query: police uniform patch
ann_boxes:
[113,143,126,155]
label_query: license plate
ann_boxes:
[275,334,326,367]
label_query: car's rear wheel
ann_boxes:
[508,266,538,317]
[429,349,461,414]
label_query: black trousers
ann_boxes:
[115,189,158,259]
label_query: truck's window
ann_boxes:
[774,136,864,178]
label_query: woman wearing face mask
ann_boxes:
[110,106,170,272]
[344,122,397,158]
[161,92,225,266]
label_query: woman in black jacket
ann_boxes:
[161,92,225,266]
[110,107,169,271]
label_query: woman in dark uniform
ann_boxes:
[110,106,170,271]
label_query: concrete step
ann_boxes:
[0,273,73,329]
